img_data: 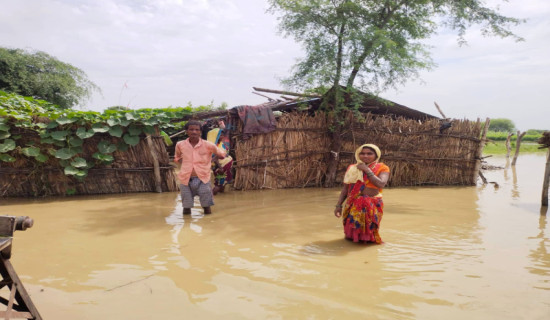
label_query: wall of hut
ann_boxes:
[232,111,483,190]
[0,127,178,197]
[233,112,330,190]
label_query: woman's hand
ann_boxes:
[356,163,368,172]
[334,207,342,218]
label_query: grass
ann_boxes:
[483,141,547,155]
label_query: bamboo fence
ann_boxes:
[233,112,330,190]
[232,110,483,190]
[0,127,178,197]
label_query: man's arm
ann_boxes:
[174,142,182,169]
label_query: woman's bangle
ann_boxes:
[366,171,374,177]
[335,204,342,208]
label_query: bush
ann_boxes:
[486,131,542,142]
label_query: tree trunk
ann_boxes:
[511,130,526,166]
[324,124,343,188]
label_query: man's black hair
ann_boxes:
[185,120,202,130]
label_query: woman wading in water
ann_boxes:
[334,144,390,243]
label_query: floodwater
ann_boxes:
[1,153,549,320]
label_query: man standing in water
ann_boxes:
[175,120,226,215]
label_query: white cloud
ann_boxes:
[0,0,548,129]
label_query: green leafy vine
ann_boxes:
[0,91,213,180]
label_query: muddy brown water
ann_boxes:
[1,154,549,319]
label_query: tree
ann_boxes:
[0,47,99,109]
[269,0,523,96]
[489,118,516,132]
[269,0,523,186]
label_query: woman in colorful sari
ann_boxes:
[334,144,390,243]
[207,120,233,195]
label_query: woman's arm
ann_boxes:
[208,141,226,159]
[334,184,348,218]
[356,163,389,188]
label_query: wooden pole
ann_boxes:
[253,87,321,98]
[252,91,276,101]
[511,130,527,166]
[473,118,491,184]
[146,134,163,193]
[433,101,447,119]
[542,149,550,206]
[505,132,513,158]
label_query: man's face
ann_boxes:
[187,125,201,139]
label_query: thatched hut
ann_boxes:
[178,88,489,191]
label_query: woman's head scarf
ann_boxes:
[343,144,381,184]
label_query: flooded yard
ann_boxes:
[1,153,549,319]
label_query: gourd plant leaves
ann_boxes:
[64,165,80,175]
[92,123,109,133]
[68,136,83,147]
[98,140,117,154]
[56,117,77,125]
[76,127,95,139]
[0,154,15,162]
[108,125,123,137]
[0,139,16,152]
[34,153,48,163]
[64,165,88,178]
[143,125,154,135]
[21,146,41,157]
[0,131,10,139]
[125,112,138,121]
[40,137,55,144]
[51,130,70,141]
[123,133,140,146]
[54,148,77,160]
[70,157,88,168]
[107,118,120,126]
[128,124,142,136]
[46,122,59,129]
[92,152,114,164]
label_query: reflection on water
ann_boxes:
[511,163,520,199]
[1,154,549,319]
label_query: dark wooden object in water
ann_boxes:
[542,148,550,207]
[0,216,41,320]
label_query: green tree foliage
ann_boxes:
[0,47,100,109]
[268,0,523,95]
[489,118,516,132]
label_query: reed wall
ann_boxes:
[233,111,483,190]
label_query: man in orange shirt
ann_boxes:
[174,121,226,215]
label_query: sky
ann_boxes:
[0,0,549,130]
